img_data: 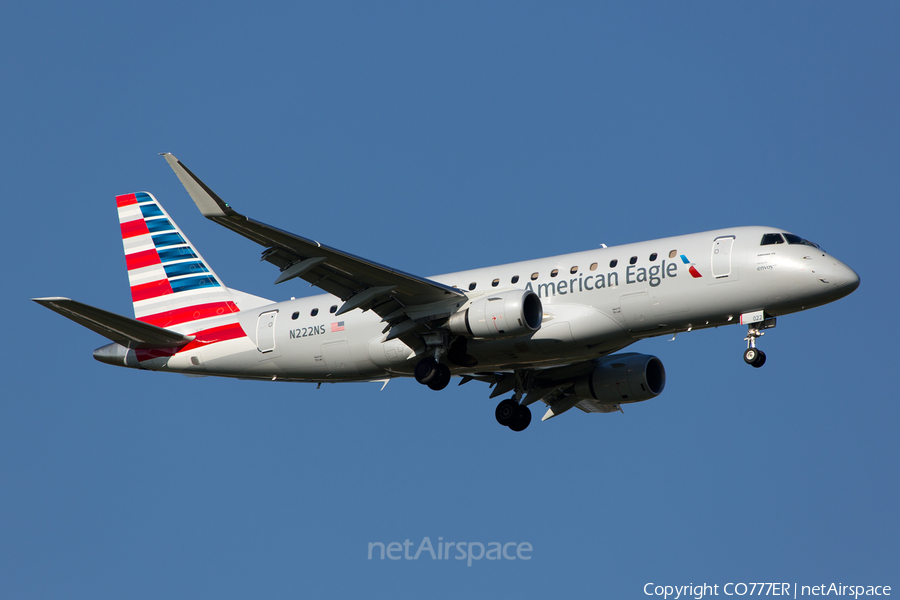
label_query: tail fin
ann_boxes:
[116,191,269,330]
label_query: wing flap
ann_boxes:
[33,297,193,349]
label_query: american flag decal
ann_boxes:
[331,321,345,332]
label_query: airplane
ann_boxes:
[33,154,860,431]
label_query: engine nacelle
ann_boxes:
[573,353,666,404]
[448,290,542,339]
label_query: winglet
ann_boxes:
[161,153,234,218]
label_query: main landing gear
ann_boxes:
[414,357,452,391]
[415,353,533,432]
[495,398,532,432]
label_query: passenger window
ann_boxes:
[550,269,559,278]
[491,278,499,287]
[589,263,598,271]
[310,308,318,317]
[570,266,578,274]
[330,305,337,313]
[291,312,299,320]
[669,250,677,258]
[761,233,785,246]
[468,282,477,290]
[609,259,618,268]
[511,275,519,284]
[629,256,638,265]
[531,272,539,280]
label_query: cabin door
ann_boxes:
[256,310,278,353]
[711,236,735,279]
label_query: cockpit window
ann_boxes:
[784,233,821,249]
[760,233,785,246]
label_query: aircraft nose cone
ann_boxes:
[830,260,860,297]
[840,264,860,294]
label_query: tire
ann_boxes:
[427,364,451,390]
[752,350,767,368]
[508,404,532,432]
[743,348,759,365]
[414,358,438,384]
[495,398,518,426]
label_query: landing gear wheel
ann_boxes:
[743,347,767,368]
[743,348,759,365]
[508,405,532,432]
[414,358,438,384]
[427,364,452,390]
[751,350,766,368]
[495,399,518,426]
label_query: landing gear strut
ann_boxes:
[495,398,532,432]
[743,324,767,368]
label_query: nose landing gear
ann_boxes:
[741,314,776,368]
[743,324,768,368]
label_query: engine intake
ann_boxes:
[448,290,542,339]
[573,353,666,404]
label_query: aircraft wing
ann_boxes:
[163,154,466,338]
[32,297,194,349]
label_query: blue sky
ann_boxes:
[2,2,897,598]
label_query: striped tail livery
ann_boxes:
[34,188,271,369]
[117,191,240,331]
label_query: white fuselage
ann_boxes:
[123,226,858,383]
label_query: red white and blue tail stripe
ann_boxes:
[117,191,241,329]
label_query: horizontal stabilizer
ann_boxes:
[32,297,194,349]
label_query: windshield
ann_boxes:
[784,233,821,249]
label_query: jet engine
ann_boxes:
[572,353,666,404]
[448,290,542,339]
